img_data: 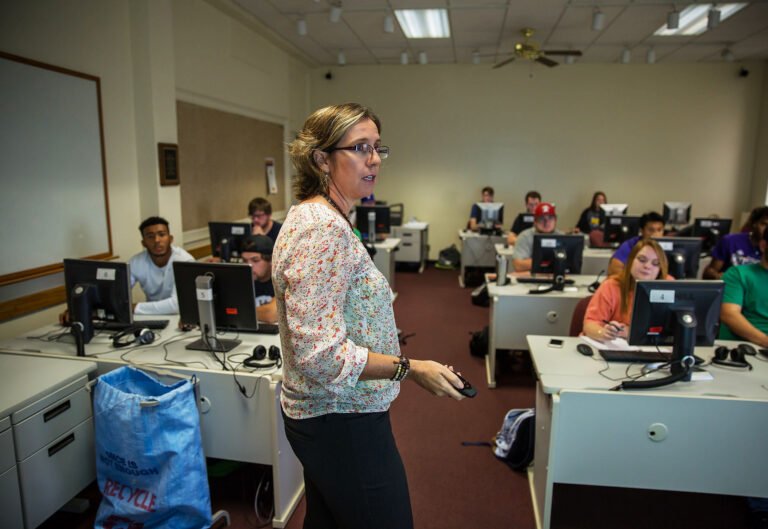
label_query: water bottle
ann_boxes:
[496,254,508,286]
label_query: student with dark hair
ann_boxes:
[574,191,607,234]
[129,216,194,314]
[248,196,282,241]
[241,234,277,324]
[606,211,665,277]
[703,205,768,279]
[468,186,503,232]
[507,190,542,245]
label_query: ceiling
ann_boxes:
[228,0,768,67]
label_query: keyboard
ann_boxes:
[516,277,575,285]
[91,319,170,331]
[599,349,704,364]
[255,322,279,334]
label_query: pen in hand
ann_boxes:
[602,319,624,332]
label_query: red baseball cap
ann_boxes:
[534,202,556,218]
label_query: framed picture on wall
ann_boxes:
[158,143,179,186]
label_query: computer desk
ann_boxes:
[485,274,595,388]
[526,335,768,529]
[0,316,303,528]
[458,230,507,287]
[581,247,612,275]
[372,237,400,291]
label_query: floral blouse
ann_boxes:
[273,203,400,419]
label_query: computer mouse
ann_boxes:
[576,343,594,356]
[737,343,757,356]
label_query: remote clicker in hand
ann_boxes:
[452,370,477,398]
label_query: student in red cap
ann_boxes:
[511,202,561,272]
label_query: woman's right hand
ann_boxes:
[599,321,626,341]
[408,359,466,401]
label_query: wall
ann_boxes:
[309,62,767,258]
[750,65,768,207]
[0,0,310,338]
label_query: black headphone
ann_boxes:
[712,344,753,370]
[244,344,282,368]
[112,328,155,348]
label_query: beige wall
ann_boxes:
[309,62,767,258]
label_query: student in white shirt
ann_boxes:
[129,216,194,315]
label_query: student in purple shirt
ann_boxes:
[607,211,665,277]
[703,206,768,279]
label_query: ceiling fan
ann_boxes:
[492,28,582,69]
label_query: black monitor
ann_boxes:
[513,212,534,232]
[63,259,133,352]
[531,234,584,289]
[663,202,692,226]
[389,203,404,227]
[629,280,724,380]
[603,215,640,246]
[356,205,391,242]
[656,237,703,279]
[173,261,257,352]
[600,203,628,216]
[691,218,732,254]
[474,202,504,234]
[208,222,251,262]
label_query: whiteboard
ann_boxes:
[0,52,111,282]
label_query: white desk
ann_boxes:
[0,317,303,528]
[485,275,595,388]
[373,237,400,291]
[459,230,507,287]
[526,335,768,529]
[392,222,428,273]
[581,247,612,276]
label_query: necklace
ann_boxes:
[320,192,353,228]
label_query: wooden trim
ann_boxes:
[0,285,66,323]
[0,252,116,287]
[188,244,213,260]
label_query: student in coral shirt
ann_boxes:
[583,239,670,342]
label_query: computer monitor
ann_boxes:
[63,259,133,351]
[691,218,732,253]
[663,202,692,226]
[600,204,628,216]
[389,203,404,227]
[474,202,504,234]
[603,215,640,246]
[629,280,724,379]
[655,236,703,279]
[513,212,534,233]
[356,205,391,242]
[173,261,257,352]
[531,234,584,288]
[208,222,251,262]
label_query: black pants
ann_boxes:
[283,410,414,529]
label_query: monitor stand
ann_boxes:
[186,275,241,353]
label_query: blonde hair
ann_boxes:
[288,103,382,201]
[618,239,669,315]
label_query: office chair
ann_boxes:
[569,295,593,337]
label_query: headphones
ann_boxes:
[112,328,156,348]
[244,344,282,368]
[712,344,754,370]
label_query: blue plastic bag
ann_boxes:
[93,366,212,529]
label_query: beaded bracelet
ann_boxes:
[391,356,410,382]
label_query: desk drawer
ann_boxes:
[0,465,24,529]
[18,417,95,529]
[0,425,15,474]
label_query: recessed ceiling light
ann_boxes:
[654,3,746,36]
[394,9,450,39]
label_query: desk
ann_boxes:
[0,317,303,528]
[459,230,506,287]
[485,275,594,388]
[526,335,768,529]
[373,238,400,291]
[392,223,428,272]
[581,248,612,276]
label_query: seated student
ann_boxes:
[606,211,665,277]
[574,191,607,234]
[511,202,559,272]
[468,186,503,232]
[703,205,768,279]
[583,239,670,342]
[249,197,282,241]
[241,235,277,324]
[129,216,195,315]
[507,190,542,245]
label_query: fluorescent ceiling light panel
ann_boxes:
[394,9,450,39]
[654,3,746,36]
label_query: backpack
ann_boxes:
[435,244,461,269]
[468,326,489,357]
[493,408,535,471]
[471,283,489,307]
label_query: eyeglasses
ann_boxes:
[636,255,660,267]
[325,143,390,160]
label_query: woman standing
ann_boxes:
[274,103,467,529]
[583,239,669,342]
